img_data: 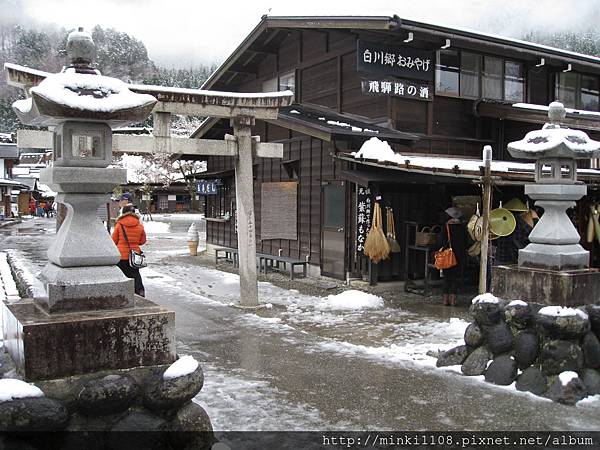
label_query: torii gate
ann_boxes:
[5,62,293,308]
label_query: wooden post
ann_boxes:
[479,145,493,294]
[230,116,259,307]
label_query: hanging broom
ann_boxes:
[386,207,401,253]
[364,202,390,263]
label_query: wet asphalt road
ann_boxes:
[2,216,600,433]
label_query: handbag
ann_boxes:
[120,224,147,269]
[434,223,458,270]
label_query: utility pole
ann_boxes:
[479,145,492,294]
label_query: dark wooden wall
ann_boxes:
[205,122,339,266]
[203,25,599,279]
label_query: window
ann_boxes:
[460,52,481,98]
[279,71,295,92]
[436,50,524,102]
[504,60,524,102]
[483,56,503,100]
[205,184,233,219]
[555,72,578,108]
[555,72,600,110]
[581,75,599,111]
[435,50,459,96]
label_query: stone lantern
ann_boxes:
[493,102,600,306]
[13,28,156,313]
[5,29,177,382]
[507,102,600,270]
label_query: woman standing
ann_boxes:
[112,204,147,297]
[437,206,467,306]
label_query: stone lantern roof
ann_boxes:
[12,28,156,128]
[507,102,600,160]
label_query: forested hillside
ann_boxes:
[0,23,216,134]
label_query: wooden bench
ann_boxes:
[215,247,308,280]
[214,247,239,268]
[257,253,308,280]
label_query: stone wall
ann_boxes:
[437,294,600,405]
[0,358,213,450]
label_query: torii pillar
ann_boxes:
[7,62,293,308]
[230,116,258,306]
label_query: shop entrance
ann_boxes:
[321,181,346,279]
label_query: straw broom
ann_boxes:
[364,202,390,263]
[386,207,401,253]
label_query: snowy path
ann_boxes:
[2,216,600,432]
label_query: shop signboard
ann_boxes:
[357,40,434,82]
[360,78,432,101]
[197,179,219,195]
[356,186,373,254]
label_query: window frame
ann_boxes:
[555,71,600,111]
[435,49,525,103]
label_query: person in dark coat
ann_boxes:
[494,214,532,265]
[112,204,147,296]
[437,206,468,306]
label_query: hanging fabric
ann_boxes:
[587,205,595,244]
[386,207,401,253]
[364,202,390,263]
[592,204,600,244]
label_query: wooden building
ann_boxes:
[193,15,600,282]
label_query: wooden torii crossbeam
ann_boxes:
[6,62,294,308]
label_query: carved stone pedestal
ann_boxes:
[492,264,600,306]
[3,297,176,381]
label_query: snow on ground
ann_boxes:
[315,290,383,310]
[4,250,45,299]
[152,213,204,220]
[145,260,468,373]
[143,221,170,234]
[194,363,350,431]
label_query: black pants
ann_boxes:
[117,260,145,296]
[443,265,460,295]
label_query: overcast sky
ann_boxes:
[7,0,600,68]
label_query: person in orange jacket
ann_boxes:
[112,204,147,296]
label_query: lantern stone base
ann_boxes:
[38,263,135,313]
[518,243,589,271]
[2,296,176,381]
[491,264,600,306]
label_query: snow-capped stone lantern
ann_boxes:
[12,28,157,313]
[507,102,600,270]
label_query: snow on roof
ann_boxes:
[130,83,294,100]
[513,103,600,118]
[538,306,588,319]
[0,378,44,402]
[352,137,600,176]
[4,62,51,79]
[37,183,56,197]
[14,72,156,114]
[315,290,384,310]
[472,293,500,305]
[163,355,198,380]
